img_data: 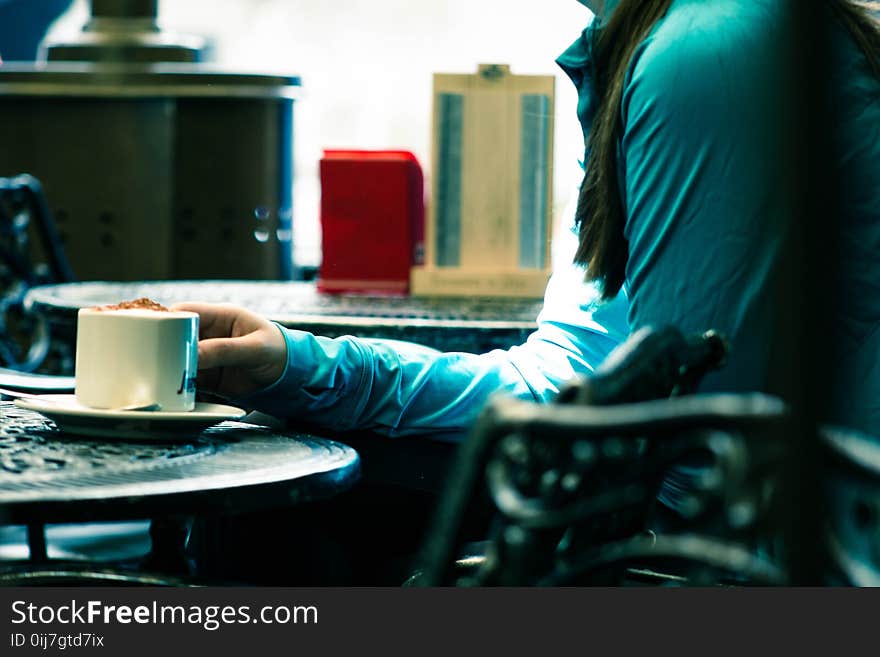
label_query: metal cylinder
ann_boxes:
[47,0,199,63]
[91,0,158,19]
[0,2,301,282]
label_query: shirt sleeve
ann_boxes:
[618,3,793,393]
[237,188,630,441]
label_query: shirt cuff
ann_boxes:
[231,324,368,426]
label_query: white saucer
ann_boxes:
[14,394,247,440]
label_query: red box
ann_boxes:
[318,149,425,295]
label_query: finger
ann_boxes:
[171,302,249,340]
[196,334,268,371]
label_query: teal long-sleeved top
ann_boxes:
[240,0,880,443]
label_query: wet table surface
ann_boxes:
[25,280,543,354]
[0,402,361,525]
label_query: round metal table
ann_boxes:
[24,280,542,355]
[0,401,360,581]
[0,402,360,524]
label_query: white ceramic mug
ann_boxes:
[75,308,199,411]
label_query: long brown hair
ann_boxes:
[574,0,880,300]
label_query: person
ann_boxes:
[176,0,880,450]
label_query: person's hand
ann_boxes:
[170,302,287,399]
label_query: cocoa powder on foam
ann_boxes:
[94,297,171,312]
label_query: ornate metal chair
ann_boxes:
[0,174,75,375]
[412,326,789,586]
[822,425,880,586]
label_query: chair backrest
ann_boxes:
[415,326,788,586]
[0,174,75,372]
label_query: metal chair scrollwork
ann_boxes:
[413,326,789,586]
[0,174,75,375]
[822,425,880,586]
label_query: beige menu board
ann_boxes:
[411,64,555,298]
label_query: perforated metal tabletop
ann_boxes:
[24,280,542,354]
[0,402,360,525]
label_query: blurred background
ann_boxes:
[22,0,590,270]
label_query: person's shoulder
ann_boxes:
[625,0,790,105]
